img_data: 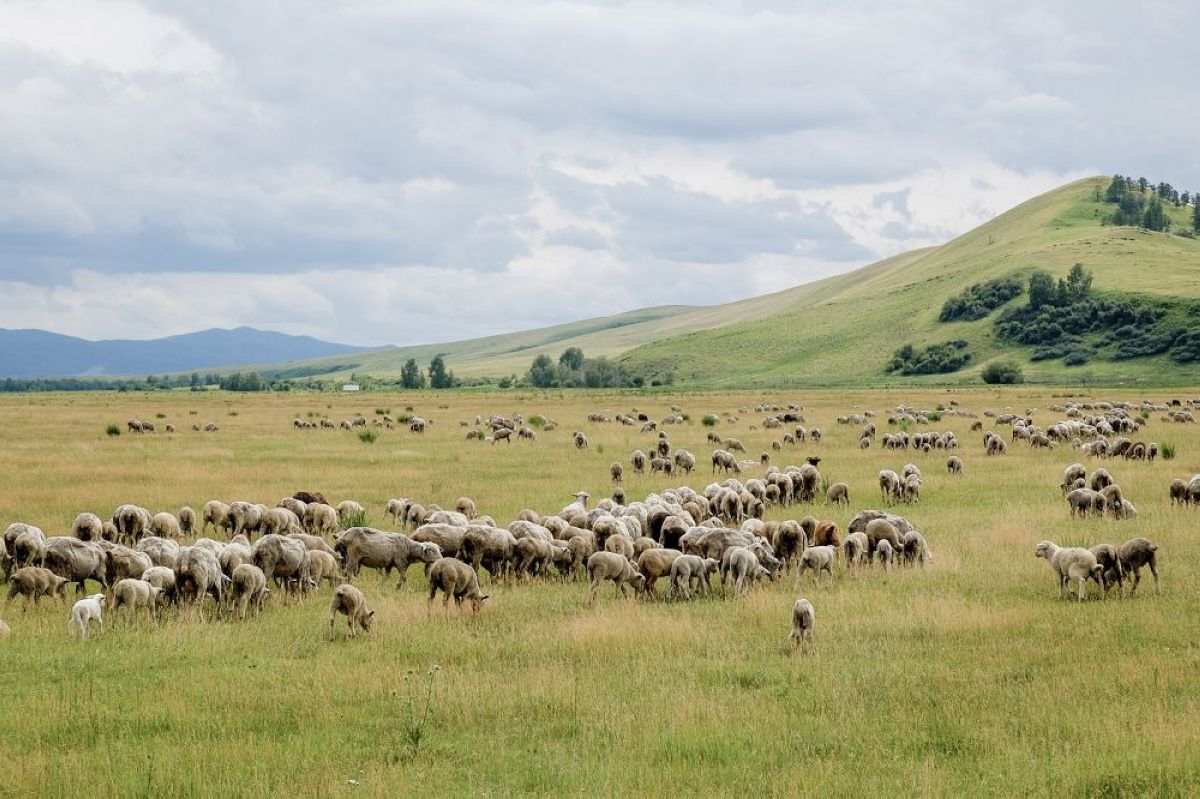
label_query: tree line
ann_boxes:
[1102,174,1200,233]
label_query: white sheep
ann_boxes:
[1034,540,1103,601]
[789,598,815,648]
[68,593,105,640]
[876,539,894,571]
[796,545,836,586]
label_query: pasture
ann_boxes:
[1,387,1198,797]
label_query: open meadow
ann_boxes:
[1,387,1199,797]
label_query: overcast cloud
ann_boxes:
[0,0,1196,345]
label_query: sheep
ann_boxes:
[4,566,69,614]
[412,524,466,560]
[72,513,103,542]
[875,539,894,571]
[68,593,106,640]
[427,557,489,613]
[336,527,442,588]
[946,456,964,475]
[796,546,836,586]
[150,512,181,539]
[1034,541,1103,601]
[1169,479,1188,505]
[604,533,635,561]
[252,535,311,597]
[104,544,154,586]
[610,461,624,484]
[231,564,270,619]
[336,500,366,525]
[1117,538,1159,595]
[514,536,555,579]
[40,537,107,595]
[109,579,163,627]
[843,532,868,569]
[1089,468,1113,492]
[141,566,177,605]
[178,506,196,536]
[202,500,231,534]
[637,548,684,598]
[306,550,342,589]
[789,598,815,648]
[721,546,768,596]
[384,498,410,526]
[5,523,45,569]
[825,482,850,507]
[902,475,921,504]
[900,530,933,567]
[878,470,901,503]
[586,551,646,603]
[573,431,589,450]
[668,555,719,600]
[1066,488,1103,518]
[136,537,181,570]
[1089,544,1123,595]
[174,546,225,616]
[328,583,374,637]
[631,450,647,474]
[674,449,696,474]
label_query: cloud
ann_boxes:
[0,0,1195,344]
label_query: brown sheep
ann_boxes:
[427,557,489,613]
[328,583,374,637]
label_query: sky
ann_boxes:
[1,0,1197,346]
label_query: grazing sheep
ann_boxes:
[610,462,624,484]
[336,527,442,588]
[72,513,103,542]
[428,557,489,613]
[1089,468,1113,492]
[68,593,106,640]
[335,500,366,524]
[573,431,589,450]
[636,548,684,598]
[668,555,719,600]
[863,519,901,557]
[1169,479,1188,505]
[789,598,815,648]
[843,532,868,569]
[174,546,225,615]
[631,450,647,474]
[41,538,107,595]
[231,564,270,619]
[140,566,177,605]
[306,550,342,589]
[1089,544,1123,595]
[1066,488,1104,518]
[4,566,69,613]
[946,456,964,475]
[109,579,163,627]
[1034,541,1103,601]
[150,512,181,539]
[900,530,933,566]
[252,535,311,596]
[178,506,196,536]
[202,500,231,535]
[825,482,850,507]
[1117,538,1159,595]
[796,546,836,586]
[328,583,374,637]
[721,546,768,596]
[587,551,646,603]
[875,539,894,571]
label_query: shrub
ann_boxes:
[105,424,121,437]
[982,361,1024,384]
[155,412,166,419]
[341,509,369,527]
[529,414,547,429]
[1160,443,1176,460]
[887,340,971,376]
[357,429,378,444]
[702,414,719,427]
[374,408,390,416]
[939,277,1024,322]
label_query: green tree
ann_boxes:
[189,372,201,389]
[1142,196,1170,232]
[559,347,585,373]
[981,361,1024,385]
[1193,199,1200,233]
[527,354,558,388]
[428,355,453,389]
[1064,263,1092,302]
[1028,271,1056,310]
[400,358,425,389]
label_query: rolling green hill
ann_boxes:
[276,177,1200,386]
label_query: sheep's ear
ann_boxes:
[480,595,490,602]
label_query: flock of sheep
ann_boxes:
[1,393,1194,650]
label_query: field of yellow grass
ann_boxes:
[0,387,1198,797]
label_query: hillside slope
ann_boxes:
[276,176,1200,386]
[620,177,1200,386]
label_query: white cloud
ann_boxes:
[0,0,1195,344]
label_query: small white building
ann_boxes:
[342,383,360,392]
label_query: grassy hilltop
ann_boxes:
[278,177,1200,387]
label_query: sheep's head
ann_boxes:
[361,610,375,632]
[1034,541,1056,560]
[418,543,443,564]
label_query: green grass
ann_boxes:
[268,177,1200,387]
[0,387,1198,796]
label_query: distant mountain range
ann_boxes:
[0,326,380,378]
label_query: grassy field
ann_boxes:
[276,177,1200,387]
[1,387,1199,797]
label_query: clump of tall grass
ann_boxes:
[105,424,121,437]
[702,414,719,427]
[341,509,369,528]
[399,665,440,760]
[1160,442,1176,460]
[529,414,547,429]
[357,429,378,445]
